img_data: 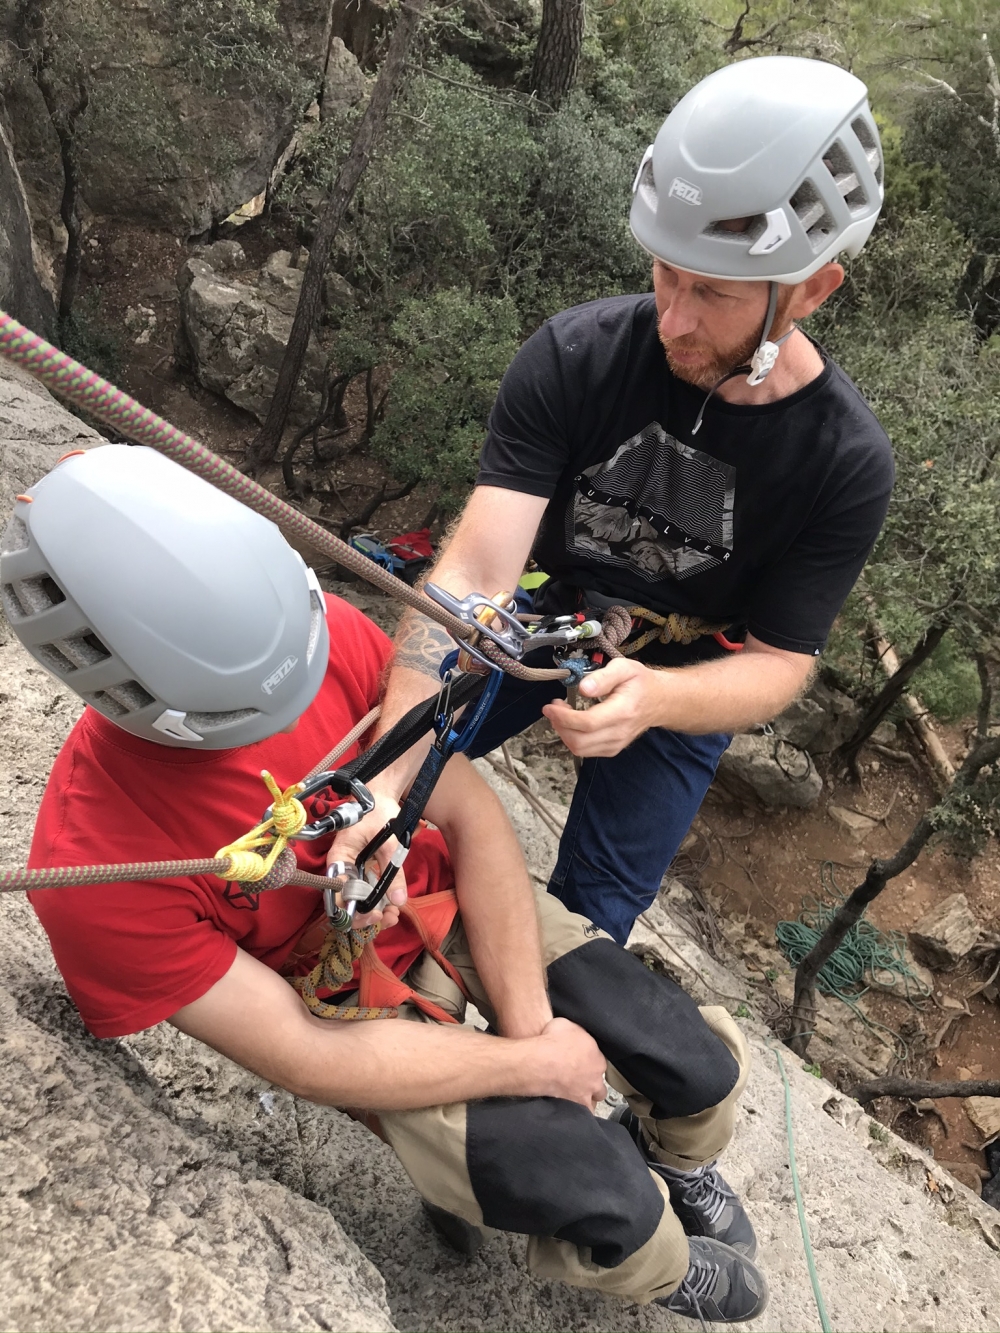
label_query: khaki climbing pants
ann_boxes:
[362,891,750,1305]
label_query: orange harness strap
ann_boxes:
[357,890,469,1024]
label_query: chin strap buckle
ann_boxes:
[746,339,780,387]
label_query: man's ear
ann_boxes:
[787,262,844,321]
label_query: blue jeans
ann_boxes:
[466,664,730,945]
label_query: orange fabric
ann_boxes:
[358,890,465,1024]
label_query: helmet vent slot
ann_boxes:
[636,158,657,211]
[306,589,324,663]
[88,680,156,717]
[1,515,29,555]
[822,139,867,211]
[789,179,835,252]
[1,574,67,619]
[185,707,259,731]
[1,582,28,621]
[34,632,112,675]
[851,117,883,186]
[703,215,767,244]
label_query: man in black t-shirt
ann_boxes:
[331,55,893,1325]
[340,54,892,929]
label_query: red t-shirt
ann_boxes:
[28,594,454,1038]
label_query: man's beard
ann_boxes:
[659,289,795,390]
[659,328,761,389]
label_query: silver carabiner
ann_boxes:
[422,584,528,659]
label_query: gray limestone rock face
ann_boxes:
[4,364,1000,1332]
[717,731,824,808]
[0,361,103,519]
[177,250,327,423]
[0,6,336,238]
[198,240,248,272]
[771,695,828,750]
[0,980,395,1333]
[909,892,982,970]
[322,37,369,118]
[0,120,54,336]
[775,678,862,756]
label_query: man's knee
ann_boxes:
[466,1095,664,1267]
[546,937,741,1116]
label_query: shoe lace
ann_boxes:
[673,1163,731,1225]
[673,1254,717,1332]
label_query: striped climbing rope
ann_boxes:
[0,309,569,684]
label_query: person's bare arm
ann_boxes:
[169,947,606,1111]
[423,753,551,1040]
[543,634,815,757]
[328,485,547,871]
[377,484,548,786]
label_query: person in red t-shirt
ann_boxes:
[3,445,765,1323]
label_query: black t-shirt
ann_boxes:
[478,294,894,665]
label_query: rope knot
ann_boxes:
[262,770,307,838]
[215,771,306,885]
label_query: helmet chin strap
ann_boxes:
[690,281,794,436]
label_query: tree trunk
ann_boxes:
[786,727,1000,1057]
[18,2,89,329]
[248,0,431,470]
[785,812,936,1056]
[529,0,585,110]
[338,478,417,540]
[838,620,949,767]
[53,85,89,326]
[851,1077,1000,1102]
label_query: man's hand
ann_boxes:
[543,658,659,757]
[328,786,407,929]
[532,1017,608,1110]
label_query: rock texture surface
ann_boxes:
[2,363,1000,1331]
[178,247,327,423]
[773,678,862,755]
[717,731,824,808]
[909,893,981,969]
[2,4,367,236]
[0,121,53,335]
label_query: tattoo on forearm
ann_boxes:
[395,610,455,679]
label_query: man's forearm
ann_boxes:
[170,948,599,1112]
[370,608,455,799]
[438,775,552,1040]
[295,1019,550,1110]
[649,645,813,733]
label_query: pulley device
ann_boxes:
[422,582,602,674]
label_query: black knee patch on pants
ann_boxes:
[547,938,739,1118]
[466,1095,664,1268]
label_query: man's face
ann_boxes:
[651,259,792,390]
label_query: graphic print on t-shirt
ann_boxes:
[567,421,735,582]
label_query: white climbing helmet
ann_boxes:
[630,56,884,285]
[0,445,329,749]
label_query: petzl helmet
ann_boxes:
[0,445,329,749]
[630,56,884,285]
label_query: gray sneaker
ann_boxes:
[616,1107,757,1258]
[657,1235,769,1326]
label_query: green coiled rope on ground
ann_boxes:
[775,863,931,1058]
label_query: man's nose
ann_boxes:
[658,293,699,340]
